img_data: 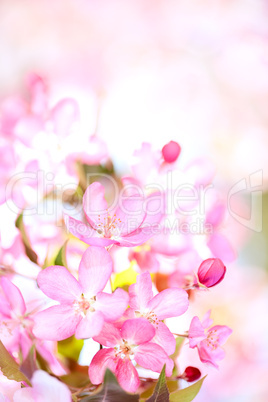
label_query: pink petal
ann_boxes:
[116,358,140,393]
[129,249,160,273]
[114,196,146,236]
[93,323,121,347]
[75,310,104,339]
[64,215,117,247]
[121,318,155,345]
[201,310,213,328]
[209,325,232,345]
[50,98,79,137]
[154,322,176,356]
[129,272,153,311]
[83,182,108,228]
[197,342,225,369]
[148,288,189,320]
[0,277,26,316]
[197,258,226,288]
[31,370,71,401]
[88,348,118,385]
[188,317,206,348]
[95,289,129,322]
[37,266,82,303]
[134,342,174,377]
[14,388,36,401]
[207,233,236,263]
[78,247,112,296]
[142,192,164,226]
[118,228,155,247]
[33,305,81,341]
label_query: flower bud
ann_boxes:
[198,258,226,288]
[162,141,181,163]
[181,366,201,382]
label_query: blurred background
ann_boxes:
[0,1,267,401]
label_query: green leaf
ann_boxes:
[146,365,169,402]
[169,376,207,402]
[20,346,37,380]
[15,213,38,264]
[58,335,83,361]
[80,369,139,401]
[0,340,31,386]
[54,240,68,267]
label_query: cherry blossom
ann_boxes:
[33,246,128,340]
[65,182,162,247]
[127,271,189,355]
[89,318,174,393]
[188,311,232,368]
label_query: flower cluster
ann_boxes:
[0,77,232,401]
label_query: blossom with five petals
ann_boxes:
[89,318,174,393]
[188,311,232,368]
[33,246,129,341]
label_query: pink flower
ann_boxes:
[13,370,71,402]
[0,278,64,374]
[127,272,189,355]
[188,311,232,368]
[89,318,174,393]
[33,246,128,341]
[65,182,162,247]
[162,141,181,163]
[197,258,226,288]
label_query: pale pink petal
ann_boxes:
[201,310,213,328]
[14,388,36,402]
[118,227,157,247]
[50,98,79,137]
[0,277,26,316]
[83,182,108,228]
[64,215,117,247]
[129,272,153,311]
[95,289,129,322]
[31,370,71,402]
[88,348,118,385]
[33,305,81,341]
[134,342,174,377]
[93,323,121,347]
[207,234,236,263]
[142,192,164,226]
[154,322,176,356]
[75,310,104,339]
[121,318,155,345]
[114,196,146,236]
[209,325,232,345]
[198,342,225,369]
[189,317,206,348]
[116,358,140,393]
[148,288,189,320]
[78,247,112,296]
[37,266,82,303]
[206,202,226,228]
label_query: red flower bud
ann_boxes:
[182,366,201,382]
[162,141,181,163]
[198,258,226,288]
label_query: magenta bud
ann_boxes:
[182,366,201,382]
[162,141,181,163]
[198,258,226,288]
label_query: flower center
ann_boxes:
[74,295,96,316]
[205,329,219,350]
[135,310,159,327]
[114,339,134,359]
[96,210,122,238]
